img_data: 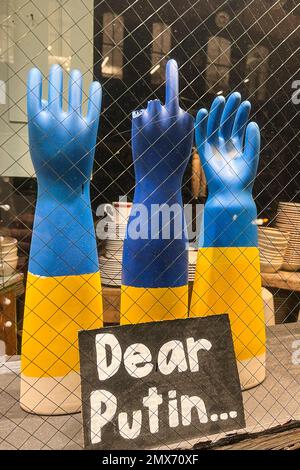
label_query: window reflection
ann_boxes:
[101,12,124,78]
[206,36,231,93]
[246,45,269,101]
[151,22,171,84]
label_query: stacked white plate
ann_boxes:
[258,227,289,273]
[99,253,123,286]
[275,202,300,271]
[0,237,18,277]
[99,204,132,287]
[188,247,198,281]
[100,229,125,286]
[104,221,127,241]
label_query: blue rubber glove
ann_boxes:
[196,92,260,247]
[191,93,265,390]
[122,59,194,288]
[27,64,102,276]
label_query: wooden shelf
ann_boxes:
[0,273,24,356]
[102,286,121,324]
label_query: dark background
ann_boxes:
[92,0,300,219]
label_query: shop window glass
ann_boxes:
[245,45,269,101]
[151,22,171,84]
[206,36,231,93]
[101,12,124,78]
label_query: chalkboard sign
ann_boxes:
[79,315,245,450]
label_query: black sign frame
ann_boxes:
[79,315,245,450]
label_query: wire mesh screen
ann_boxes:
[0,0,300,451]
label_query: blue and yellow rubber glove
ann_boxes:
[121,60,194,324]
[20,65,103,414]
[190,93,266,389]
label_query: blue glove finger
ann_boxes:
[41,99,48,111]
[165,59,179,115]
[195,108,208,157]
[232,100,251,149]
[48,64,63,114]
[27,68,42,118]
[146,99,162,119]
[244,122,260,171]
[219,92,241,143]
[68,69,82,115]
[207,96,225,144]
[87,81,102,126]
